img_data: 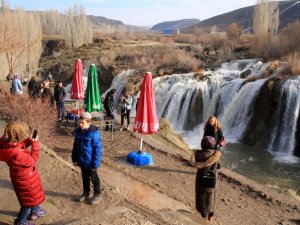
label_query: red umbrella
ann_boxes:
[133,72,159,152]
[70,59,84,103]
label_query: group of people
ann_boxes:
[3,74,225,224]
[9,74,67,122]
[0,114,224,225]
[103,88,133,132]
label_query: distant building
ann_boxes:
[162,29,180,35]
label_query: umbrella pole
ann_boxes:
[75,100,78,109]
[138,135,143,153]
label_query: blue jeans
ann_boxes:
[15,206,40,224]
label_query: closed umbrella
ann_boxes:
[70,59,84,109]
[84,64,103,112]
[133,72,159,152]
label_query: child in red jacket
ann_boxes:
[0,121,46,225]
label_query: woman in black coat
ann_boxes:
[190,136,221,222]
[203,116,224,149]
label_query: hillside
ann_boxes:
[151,19,200,32]
[88,15,149,32]
[184,0,300,33]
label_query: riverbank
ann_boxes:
[0,119,299,225]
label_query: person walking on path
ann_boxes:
[203,116,224,150]
[0,121,46,225]
[120,90,132,131]
[104,89,116,131]
[11,74,23,95]
[72,112,103,205]
[54,80,67,122]
[190,136,221,223]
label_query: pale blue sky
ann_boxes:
[7,0,258,26]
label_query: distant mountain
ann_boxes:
[151,19,200,32]
[87,15,149,32]
[184,0,300,33]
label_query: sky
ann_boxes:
[7,0,258,26]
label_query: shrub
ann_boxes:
[0,83,56,146]
[287,52,300,75]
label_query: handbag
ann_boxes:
[219,137,226,147]
[199,169,216,188]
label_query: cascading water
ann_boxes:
[219,78,266,141]
[268,76,300,159]
[154,59,269,145]
[108,60,299,158]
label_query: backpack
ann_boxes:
[199,169,216,188]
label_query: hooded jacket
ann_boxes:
[0,138,45,207]
[72,125,102,169]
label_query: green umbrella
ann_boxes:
[84,64,103,112]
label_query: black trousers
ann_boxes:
[81,168,101,196]
[121,109,131,127]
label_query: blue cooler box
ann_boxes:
[127,151,153,166]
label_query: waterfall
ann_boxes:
[268,76,300,157]
[219,79,266,141]
[108,59,300,158]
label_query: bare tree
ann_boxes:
[38,5,93,49]
[226,23,242,42]
[0,4,42,77]
[253,0,279,36]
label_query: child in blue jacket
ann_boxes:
[72,112,102,205]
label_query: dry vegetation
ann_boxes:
[0,82,56,145]
[0,3,42,78]
[0,1,92,80]
[2,0,300,83]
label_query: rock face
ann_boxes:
[295,110,300,157]
[184,89,203,130]
[241,77,282,147]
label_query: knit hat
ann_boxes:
[80,112,92,120]
[201,136,216,149]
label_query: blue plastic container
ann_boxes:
[127,151,153,166]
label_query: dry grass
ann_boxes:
[261,60,280,78]
[0,82,56,146]
[287,52,300,75]
[152,118,190,152]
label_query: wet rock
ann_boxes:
[240,69,251,78]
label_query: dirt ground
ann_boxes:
[0,120,299,225]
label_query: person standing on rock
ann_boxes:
[203,116,224,150]
[0,121,46,225]
[72,112,103,205]
[190,136,221,222]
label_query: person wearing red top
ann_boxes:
[0,121,46,225]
